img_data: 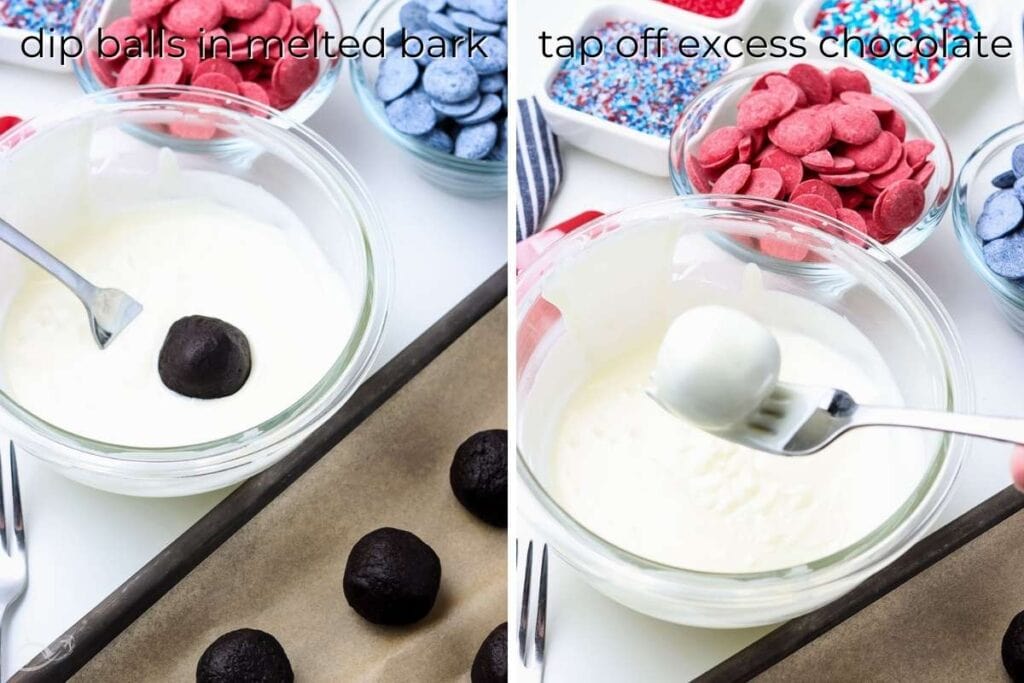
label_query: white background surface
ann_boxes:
[0,0,507,675]
[517,0,1024,679]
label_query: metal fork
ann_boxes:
[517,540,548,683]
[0,443,27,680]
[714,382,1024,456]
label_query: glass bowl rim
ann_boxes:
[0,86,394,464]
[952,120,1024,310]
[69,0,344,127]
[348,0,507,176]
[669,57,954,270]
[516,195,972,592]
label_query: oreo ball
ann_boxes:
[343,527,441,626]
[1004,610,1024,681]
[196,628,293,683]
[159,315,252,399]
[450,430,507,527]
[471,623,508,683]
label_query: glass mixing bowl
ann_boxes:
[669,59,953,269]
[349,0,507,199]
[953,121,1024,334]
[517,196,971,628]
[0,88,392,497]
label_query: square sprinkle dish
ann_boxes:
[548,20,732,139]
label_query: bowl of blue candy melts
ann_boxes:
[351,0,507,198]
[953,121,1024,333]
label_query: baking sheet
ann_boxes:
[699,486,1024,682]
[16,269,507,682]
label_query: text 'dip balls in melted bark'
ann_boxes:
[343,527,442,626]
[450,429,508,527]
[196,628,293,683]
[159,315,252,399]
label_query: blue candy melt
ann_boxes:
[419,128,455,153]
[386,30,405,48]
[464,35,507,74]
[456,93,502,125]
[983,232,1024,279]
[468,0,506,22]
[375,56,420,102]
[449,10,501,34]
[399,2,429,32]
[976,190,1024,242]
[426,11,466,38]
[431,93,481,117]
[446,0,473,8]
[386,90,438,135]
[455,121,498,159]
[1013,144,1024,178]
[415,0,447,11]
[422,58,479,103]
[478,73,504,93]
[993,170,1017,189]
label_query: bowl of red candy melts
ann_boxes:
[670,60,953,264]
[72,0,342,132]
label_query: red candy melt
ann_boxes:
[685,62,938,259]
[87,0,326,119]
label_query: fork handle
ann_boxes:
[853,407,1024,445]
[0,216,99,305]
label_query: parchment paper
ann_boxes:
[73,302,508,682]
[757,507,1024,682]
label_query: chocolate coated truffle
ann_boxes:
[450,429,507,527]
[159,315,252,399]
[471,623,508,683]
[1004,610,1024,681]
[196,628,293,683]
[343,527,441,626]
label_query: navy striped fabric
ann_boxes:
[516,97,563,241]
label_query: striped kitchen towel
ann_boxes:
[516,97,563,241]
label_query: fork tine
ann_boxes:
[518,540,533,664]
[10,443,23,554]
[534,544,548,667]
[0,442,8,558]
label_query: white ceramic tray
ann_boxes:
[536,1,746,177]
[794,0,1000,109]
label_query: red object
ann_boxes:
[657,0,744,18]
[516,210,605,276]
[0,117,22,136]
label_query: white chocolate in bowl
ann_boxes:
[0,148,354,448]
[522,224,931,574]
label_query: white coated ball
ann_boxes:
[652,306,781,430]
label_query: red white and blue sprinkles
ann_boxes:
[548,20,731,139]
[813,0,980,85]
[0,0,82,34]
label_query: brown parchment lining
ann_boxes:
[756,507,1024,682]
[73,302,508,682]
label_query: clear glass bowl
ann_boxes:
[349,0,507,199]
[71,0,342,129]
[953,121,1024,334]
[517,196,971,628]
[0,88,392,497]
[669,59,953,270]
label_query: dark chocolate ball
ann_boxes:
[343,527,441,626]
[471,623,508,683]
[159,315,252,399]
[1004,610,1024,681]
[450,430,507,527]
[196,628,293,683]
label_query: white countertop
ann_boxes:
[0,0,507,675]
[517,0,1024,679]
